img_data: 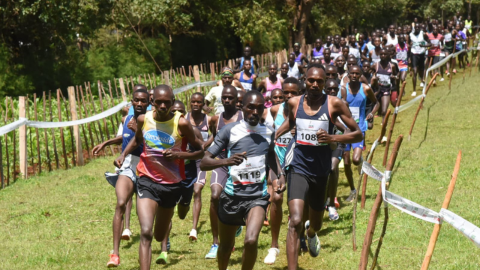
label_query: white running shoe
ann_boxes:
[121,229,132,241]
[381,136,388,143]
[440,77,445,82]
[189,229,198,241]
[420,82,425,87]
[264,248,280,265]
[345,189,357,203]
[328,206,339,221]
[411,91,417,97]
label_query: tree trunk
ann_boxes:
[287,0,316,47]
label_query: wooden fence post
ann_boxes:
[193,65,201,92]
[68,86,84,166]
[19,96,28,179]
[119,78,128,102]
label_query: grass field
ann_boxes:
[1,67,480,269]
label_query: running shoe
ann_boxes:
[205,244,218,259]
[300,236,308,253]
[440,77,445,82]
[189,229,198,241]
[328,206,339,221]
[235,226,243,237]
[433,80,436,86]
[345,189,357,203]
[305,221,321,258]
[121,229,132,241]
[334,197,340,208]
[156,251,168,264]
[420,82,425,87]
[381,136,388,143]
[263,217,270,226]
[264,248,280,265]
[107,253,120,268]
[411,91,417,97]
[453,69,457,74]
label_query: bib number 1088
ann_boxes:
[238,171,261,180]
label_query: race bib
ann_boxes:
[201,131,209,142]
[230,155,266,184]
[241,82,252,91]
[350,107,360,122]
[377,74,391,87]
[431,39,440,47]
[296,118,329,146]
[275,131,293,147]
[444,34,452,42]
[396,50,407,61]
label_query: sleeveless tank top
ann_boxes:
[427,33,442,56]
[265,75,282,108]
[295,52,303,65]
[136,111,187,184]
[386,34,398,46]
[346,83,367,132]
[122,115,144,157]
[238,71,254,91]
[264,107,274,129]
[274,103,293,165]
[395,44,408,69]
[410,31,426,54]
[240,56,255,74]
[313,47,324,59]
[287,62,301,79]
[376,62,393,92]
[371,48,381,63]
[186,113,209,142]
[216,111,243,158]
[284,95,334,177]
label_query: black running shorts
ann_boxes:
[412,54,425,70]
[218,191,270,226]
[287,169,328,212]
[136,176,182,208]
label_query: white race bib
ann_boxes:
[230,155,266,184]
[296,118,329,146]
[444,33,452,42]
[275,131,293,147]
[241,82,252,91]
[377,74,391,87]
[350,107,360,122]
[396,50,407,61]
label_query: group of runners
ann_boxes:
[92,14,479,270]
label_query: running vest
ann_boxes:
[264,107,274,129]
[371,48,381,63]
[284,95,334,177]
[136,111,187,184]
[376,62,393,92]
[287,62,301,79]
[386,34,398,46]
[395,44,408,69]
[295,52,303,65]
[216,110,243,158]
[122,115,143,157]
[312,47,324,59]
[427,33,443,56]
[265,75,282,108]
[444,31,454,50]
[274,102,293,165]
[410,31,426,54]
[240,56,255,74]
[238,71,254,91]
[346,83,367,132]
[186,113,209,142]
[465,20,473,34]
[349,45,361,60]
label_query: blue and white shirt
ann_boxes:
[208,120,274,199]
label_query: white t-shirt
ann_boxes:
[205,85,241,115]
[410,31,426,54]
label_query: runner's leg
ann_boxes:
[242,206,266,270]
[112,175,135,256]
[192,183,204,231]
[210,184,223,245]
[137,197,160,270]
[343,150,355,191]
[217,222,237,270]
[287,199,305,270]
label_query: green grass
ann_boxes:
[1,67,480,269]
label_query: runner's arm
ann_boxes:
[114,114,145,167]
[200,127,245,171]
[165,117,204,160]
[275,96,298,140]
[267,136,286,194]
[364,84,379,120]
[317,98,362,144]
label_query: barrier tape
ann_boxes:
[0,118,28,136]
[397,49,469,113]
[362,161,480,246]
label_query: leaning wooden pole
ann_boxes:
[359,135,403,270]
[353,109,391,250]
[383,81,406,166]
[420,151,462,270]
[409,73,439,140]
[361,110,391,209]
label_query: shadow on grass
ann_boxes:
[418,107,431,149]
[123,234,140,249]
